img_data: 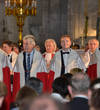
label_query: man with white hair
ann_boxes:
[14,35,47,87]
[83,39,100,80]
[43,39,57,70]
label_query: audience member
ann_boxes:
[29,94,66,110]
[88,78,100,103]
[13,86,37,110]
[50,35,86,78]
[89,88,100,110]
[67,72,90,110]
[26,77,43,95]
[0,81,7,108]
[43,39,57,70]
[70,68,83,75]
[61,73,73,86]
[14,35,47,87]
[51,77,70,103]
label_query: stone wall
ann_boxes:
[0,0,99,51]
[0,0,68,52]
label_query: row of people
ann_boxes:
[0,34,99,104]
[0,35,100,84]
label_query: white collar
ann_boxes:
[51,93,69,102]
[74,94,88,99]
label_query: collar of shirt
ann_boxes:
[61,48,71,53]
[26,49,34,56]
[74,94,88,100]
[26,50,34,64]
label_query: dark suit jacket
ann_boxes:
[66,97,89,110]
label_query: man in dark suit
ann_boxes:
[67,72,90,110]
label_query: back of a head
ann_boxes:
[16,86,37,106]
[90,88,100,110]
[29,94,66,110]
[90,78,100,91]
[61,73,73,83]
[0,81,7,97]
[70,72,90,94]
[52,77,69,98]
[26,77,43,95]
[70,68,83,75]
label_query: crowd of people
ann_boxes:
[0,34,100,110]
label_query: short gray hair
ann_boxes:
[70,72,90,94]
[23,35,36,46]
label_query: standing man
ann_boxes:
[50,35,86,78]
[2,40,18,72]
[83,39,100,80]
[14,35,47,87]
[43,39,57,70]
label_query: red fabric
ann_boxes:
[2,67,11,110]
[37,72,47,92]
[47,70,55,92]
[87,64,97,81]
[51,54,55,59]
[12,72,20,102]
[37,71,55,93]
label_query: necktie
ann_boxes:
[27,54,31,71]
[26,54,31,81]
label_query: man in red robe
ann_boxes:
[84,39,100,80]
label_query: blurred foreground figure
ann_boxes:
[89,88,100,110]
[29,94,66,110]
[0,81,7,108]
[67,72,90,110]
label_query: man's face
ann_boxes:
[61,37,71,50]
[2,44,12,54]
[45,41,55,53]
[88,40,98,53]
[23,40,34,53]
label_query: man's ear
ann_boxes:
[88,89,92,105]
[68,85,73,97]
[88,89,92,100]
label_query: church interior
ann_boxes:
[0,1,100,110]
